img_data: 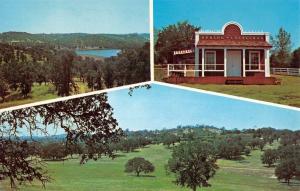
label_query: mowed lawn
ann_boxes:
[182,75,300,107]
[0,81,91,109]
[1,144,299,191]
[155,67,300,107]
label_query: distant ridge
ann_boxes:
[0,32,149,49]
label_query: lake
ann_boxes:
[76,49,121,58]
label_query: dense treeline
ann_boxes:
[0,42,150,102]
[0,32,149,49]
[28,125,299,165]
[73,42,150,90]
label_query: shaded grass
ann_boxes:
[1,144,299,191]
[0,83,58,109]
[0,81,92,109]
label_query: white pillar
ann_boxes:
[224,48,227,77]
[167,64,170,77]
[265,49,270,77]
[195,47,199,77]
[243,49,246,77]
[202,48,205,77]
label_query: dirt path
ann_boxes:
[221,166,274,172]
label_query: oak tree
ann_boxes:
[166,141,218,191]
[125,157,155,177]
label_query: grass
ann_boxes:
[0,83,58,109]
[154,67,300,107]
[181,75,300,107]
[154,67,166,82]
[0,81,92,109]
[1,144,299,191]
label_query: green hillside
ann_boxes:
[0,32,149,49]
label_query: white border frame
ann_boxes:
[150,0,154,81]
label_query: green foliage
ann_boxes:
[0,71,9,102]
[0,39,149,107]
[18,61,36,97]
[261,149,278,167]
[291,47,300,68]
[49,50,77,96]
[155,21,199,63]
[0,140,49,189]
[244,148,251,156]
[275,143,300,184]
[271,27,292,67]
[0,93,123,188]
[167,141,218,191]
[40,142,67,160]
[275,159,297,184]
[125,157,155,176]
[162,133,180,148]
[280,131,299,146]
[216,136,245,160]
[0,32,149,49]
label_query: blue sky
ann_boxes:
[108,84,300,131]
[0,0,149,34]
[154,0,300,49]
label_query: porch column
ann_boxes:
[265,49,270,77]
[201,48,205,77]
[224,48,227,77]
[195,47,199,77]
[242,49,246,77]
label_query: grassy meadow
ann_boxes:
[1,144,299,191]
[155,67,300,107]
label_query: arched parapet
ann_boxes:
[222,21,243,36]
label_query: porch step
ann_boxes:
[225,79,244,85]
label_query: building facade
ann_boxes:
[167,21,276,84]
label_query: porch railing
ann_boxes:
[167,64,224,77]
[245,64,264,72]
[271,68,300,76]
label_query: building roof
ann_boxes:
[196,21,272,48]
[197,39,272,48]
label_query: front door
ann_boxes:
[227,50,242,77]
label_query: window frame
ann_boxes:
[249,51,261,70]
[205,50,217,70]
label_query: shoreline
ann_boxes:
[77,54,105,61]
[75,48,121,51]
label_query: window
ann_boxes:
[249,51,260,70]
[205,51,216,70]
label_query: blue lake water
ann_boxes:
[76,49,121,58]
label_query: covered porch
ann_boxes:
[168,47,271,78]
